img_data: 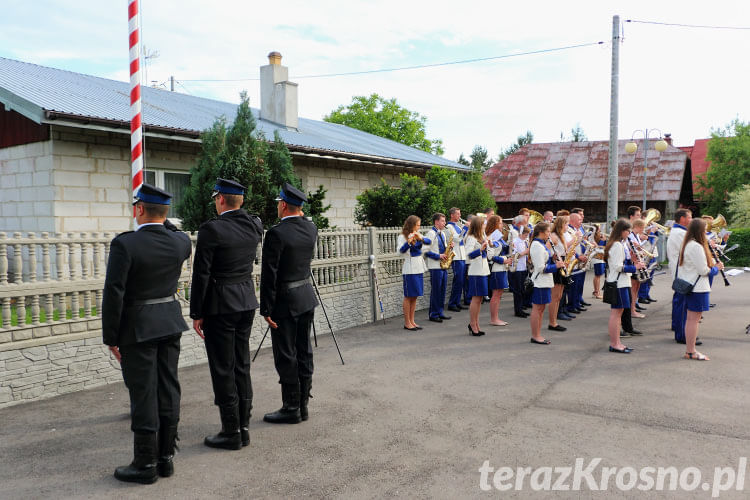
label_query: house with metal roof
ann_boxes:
[0,53,463,233]
[482,139,692,221]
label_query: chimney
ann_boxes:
[259,51,298,129]
[663,133,672,145]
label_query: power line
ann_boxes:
[625,19,750,30]
[180,40,604,83]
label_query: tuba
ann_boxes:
[528,210,544,226]
[709,214,727,233]
[440,230,455,270]
[642,208,670,235]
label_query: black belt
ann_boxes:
[281,279,310,291]
[127,295,176,306]
[212,274,253,285]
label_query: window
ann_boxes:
[142,170,190,219]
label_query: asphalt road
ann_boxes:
[2,271,750,499]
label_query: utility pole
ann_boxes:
[607,15,620,223]
[170,75,174,91]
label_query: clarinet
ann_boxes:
[709,245,730,287]
[626,238,650,283]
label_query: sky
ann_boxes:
[1,1,748,162]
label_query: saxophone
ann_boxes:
[560,233,580,277]
[440,230,455,270]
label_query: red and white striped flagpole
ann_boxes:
[128,0,143,222]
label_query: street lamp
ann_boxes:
[625,129,669,211]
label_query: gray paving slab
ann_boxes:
[1,272,749,499]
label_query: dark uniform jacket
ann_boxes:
[102,223,192,347]
[260,216,318,319]
[190,209,264,319]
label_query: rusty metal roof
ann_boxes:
[483,140,688,202]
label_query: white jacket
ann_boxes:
[423,228,447,271]
[397,234,427,275]
[445,221,466,261]
[677,240,716,293]
[606,241,634,288]
[465,235,490,276]
[667,225,687,277]
[487,240,508,272]
[530,239,554,288]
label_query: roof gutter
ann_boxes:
[42,109,466,171]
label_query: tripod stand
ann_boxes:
[252,270,345,364]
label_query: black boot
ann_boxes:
[299,378,312,422]
[157,420,179,478]
[204,404,242,450]
[239,398,252,447]
[263,383,302,424]
[114,431,158,484]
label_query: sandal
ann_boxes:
[593,292,603,299]
[684,352,710,361]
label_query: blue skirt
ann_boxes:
[403,273,423,297]
[467,275,488,298]
[686,291,710,312]
[594,263,606,276]
[611,286,631,309]
[489,271,508,290]
[531,287,551,305]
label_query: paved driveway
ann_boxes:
[2,272,749,498]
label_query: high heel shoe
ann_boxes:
[468,324,482,336]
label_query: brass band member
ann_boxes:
[678,218,723,361]
[446,208,467,312]
[398,215,426,331]
[511,224,531,318]
[529,222,564,344]
[425,213,452,323]
[629,219,647,319]
[486,215,509,326]
[605,219,645,353]
[465,216,490,336]
[591,225,606,299]
[548,215,569,331]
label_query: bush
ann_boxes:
[724,227,750,267]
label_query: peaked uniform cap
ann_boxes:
[212,178,246,197]
[275,182,307,206]
[134,183,172,205]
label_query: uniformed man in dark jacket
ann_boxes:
[260,183,318,424]
[102,184,192,484]
[190,178,263,449]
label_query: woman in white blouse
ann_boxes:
[604,219,645,353]
[548,215,570,330]
[529,222,564,345]
[678,218,723,361]
[397,215,426,331]
[465,216,490,336]
[591,225,607,299]
[485,215,509,327]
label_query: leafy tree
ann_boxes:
[727,184,750,227]
[354,166,494,227]
[569,124,587,142]
[178,92,304,230]
[324,93,444,155]
[696,119,750,215]
[498,130,534,161]
[305,185,332,229]
[469,145,493,172]
[456,153,470,166]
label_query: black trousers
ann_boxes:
[621,307,633,332]
[509,270,527,314]
[203,310,255,408]
[270,310,314,385]
[120,334,182,433]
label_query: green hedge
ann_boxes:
[725,227,750,267]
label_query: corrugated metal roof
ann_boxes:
[0,57,463,169]
[483,140,688,202]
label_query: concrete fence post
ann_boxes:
[367,226,379,323]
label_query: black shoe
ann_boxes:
[114,432,158,484]
[468,324,482,336]
[157,420,179,477]
[439,315,452,320]
[709,303,716,308]
[675,338,702,346]
[580,301,592,307]
[522,305,531,310]
[514,312,529,318]
[572,307,586,313]
[239,398,252,447]
[403,326,418,331]
[548,324,567,332]
[447,306,461,312]
[609,346,633,353]
[637,298,650,304]
[299,378,312,422]
[620,331,632,338]
[627,329,643,336]
[264,383,302,424]
[635,305,647,312]
[428,317,443,323]
[204,404,242,450]
[557,314,572,321]
[647,297,657,302]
